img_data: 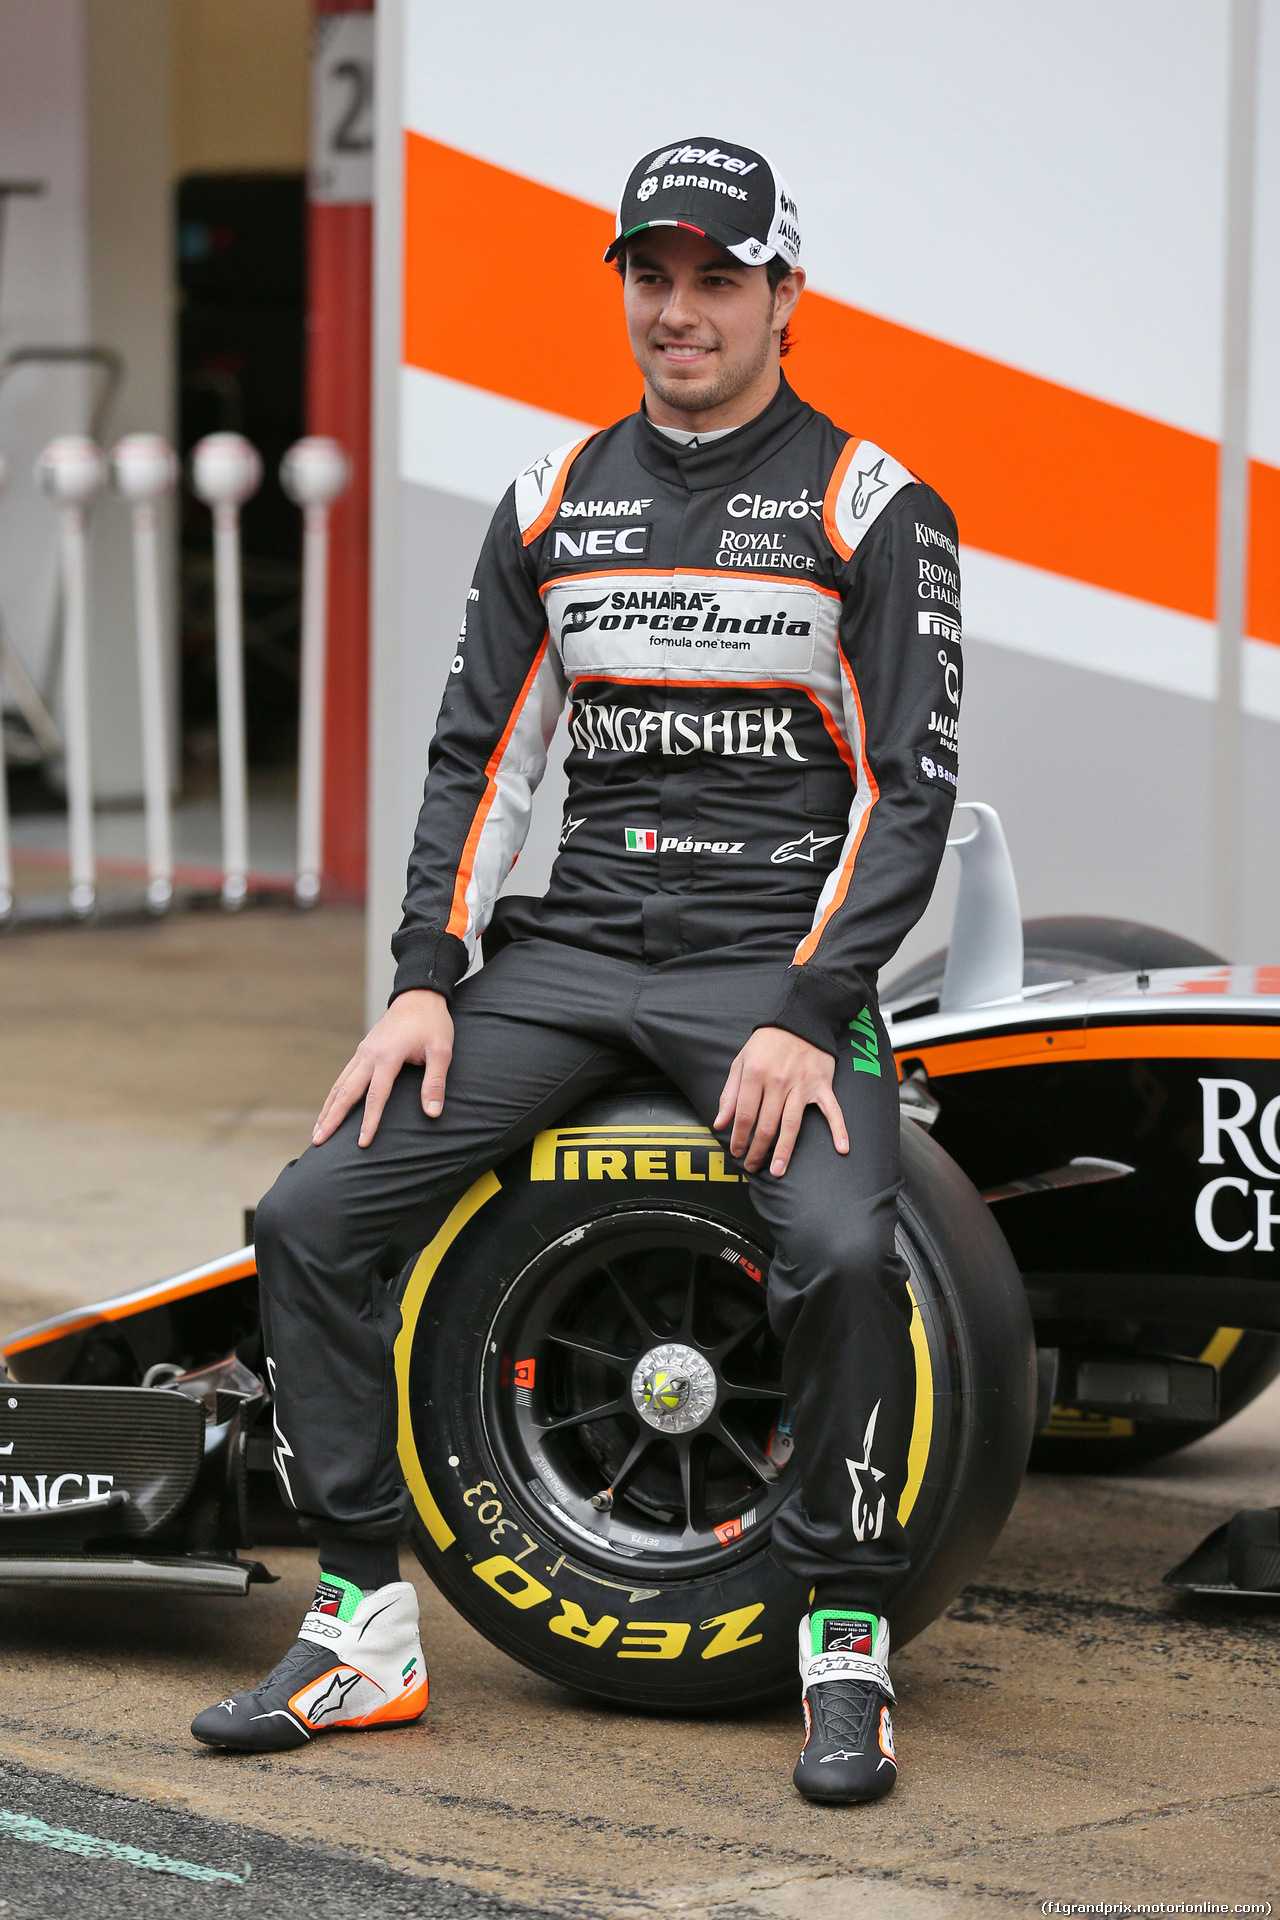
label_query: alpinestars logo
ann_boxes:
[847,1401,887,1542]
[266,1356,296,1507]
[559,814,585,848]
[852,459,889,520]
[771,829,839,865]
[822,1618,874,1656]
[302,1668,366,1725]
[523,452,554,495]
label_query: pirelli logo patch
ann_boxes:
[530,1126,741,1184]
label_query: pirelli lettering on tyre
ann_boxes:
[530,1126,741,1184]
[469,1556,767,1663]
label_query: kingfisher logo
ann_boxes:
[625,827,657,852]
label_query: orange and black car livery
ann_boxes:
[390,372,962,1053]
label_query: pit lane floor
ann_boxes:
[0,906,1277,1917]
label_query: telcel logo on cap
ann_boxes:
[648,144,758,177]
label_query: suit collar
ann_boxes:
[630,373,812,491]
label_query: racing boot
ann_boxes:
[190,1573,428,1752]
[793,1608,897,1805]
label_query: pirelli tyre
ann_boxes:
[397,1087,1035,1710]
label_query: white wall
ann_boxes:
[0,0,92,761]
[0,0,176,806]
[370,0,1280,1018]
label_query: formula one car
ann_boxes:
[3,804,1277,1708]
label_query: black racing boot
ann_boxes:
[793,1608,897,1805]
[191,1574,428,1753]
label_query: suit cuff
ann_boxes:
[389,928,470,1003]
[758,963,864,1057]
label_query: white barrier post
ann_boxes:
[35,435,106,918]
[0,448,11,920]
[280,437,350,906]
[110,434,179,912]
[191,433,261,908]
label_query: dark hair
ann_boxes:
[613,241,796,358]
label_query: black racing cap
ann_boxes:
[604,136,801,271]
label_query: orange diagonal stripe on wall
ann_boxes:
[403,132,1279,642]
[1248,459,1280,647]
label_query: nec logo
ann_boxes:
[553,526,650,562]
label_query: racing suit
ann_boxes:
[255,372,962,1603]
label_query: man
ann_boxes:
[192,136,962,1806]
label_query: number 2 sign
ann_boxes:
[310,12,375,206]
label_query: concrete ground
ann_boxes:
[0,906,1277,1917]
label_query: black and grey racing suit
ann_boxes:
[255,371,962,1604]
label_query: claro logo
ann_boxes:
[1195,1077,1280,1252]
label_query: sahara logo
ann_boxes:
[266,1356,296,1506]
[1195,1077,1280,1253]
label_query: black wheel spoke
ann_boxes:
[602,1261,664,1346]
[675,1434,708,1535]
[718,1379,787,1403]
[544,1324,639,1370]
[706,1310,771,1366]
[536,1396,630,1436]
[490,1217,792,1572]
[711,1414,779,1485]
[678,1258,700,1340]
[609,1425,660,1498]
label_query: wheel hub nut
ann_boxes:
[632,1343,716,1434]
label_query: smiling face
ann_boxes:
[621,226,804,432]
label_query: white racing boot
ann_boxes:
[191,1574,428,1752]
[793,1608,897,1804]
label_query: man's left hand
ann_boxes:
[714,1027,850,1177]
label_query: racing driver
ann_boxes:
[192,135,962,1807]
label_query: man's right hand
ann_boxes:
[313,989,454,1149]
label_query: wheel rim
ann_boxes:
[480,1210,795,1577]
